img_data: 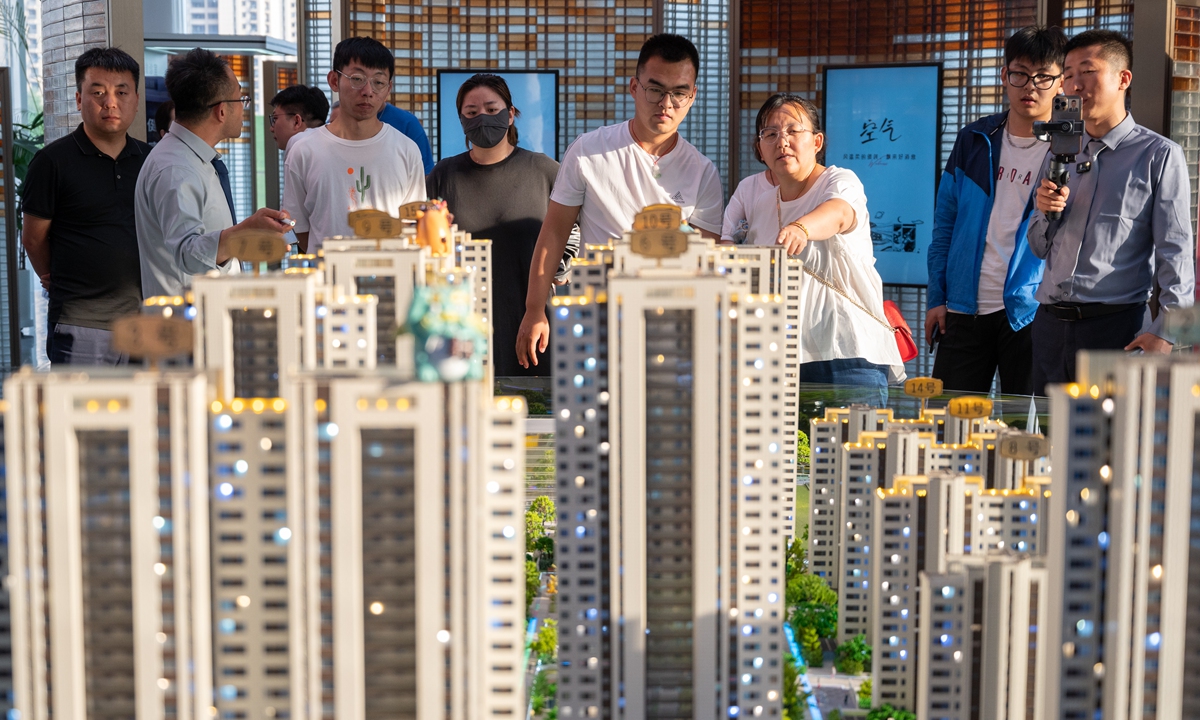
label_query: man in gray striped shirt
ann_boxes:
[1029,29,1195,393]
[136,48,292,298]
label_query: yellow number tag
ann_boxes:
[111,315,194,359]
[997,432,1050,460]
[947,396,993,419]
[633,203,682,231]
[399,201,426,221]
[352,210,401,239]
[904,377,943,399]
[629,229,688,258]
[225,230,289,263]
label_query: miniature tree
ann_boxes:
[857,678,873,708]
[834,634,872,675]
[866,704,916,720]
[799,624,823,667]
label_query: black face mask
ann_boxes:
[460,109,511,149]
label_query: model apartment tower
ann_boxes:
[870,473,1050,713]
[286,373,527,719]
[1042,352,1200,719]
[554,230,792,720]
[5,369,214,718]
[321,228,493,371]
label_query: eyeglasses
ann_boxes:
[758,124,814,143]
[634,78,694,108]
[1006,69,1062,90]
[336,70,390,94]
[269,112,300,127]
[209,96,252,110]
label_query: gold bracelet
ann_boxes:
[789,221,810,239]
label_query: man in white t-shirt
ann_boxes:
[515,33,725,368]
[284,37,424,252]
[925,26,1066,395]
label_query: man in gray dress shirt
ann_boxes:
[136,48,292,298]
[1029,30,1195,393]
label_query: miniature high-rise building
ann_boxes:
[917,555,1049,720]
[288,373,527,719]
[1041,352,1200,720]
[870,473,1048,711]
[5,368,214,718]
[809,405,894,581]
[554,230,792,720]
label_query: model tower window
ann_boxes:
[78,429,135,720]
[231,308,280,398]
[643,308,694,718]
[354,276,397,364]
[360,428,417,719]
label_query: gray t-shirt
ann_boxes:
[427,147,559,377]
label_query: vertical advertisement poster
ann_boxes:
[436,70,559,162]
[823,64,941,285]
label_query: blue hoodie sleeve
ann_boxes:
[928,134,965,309]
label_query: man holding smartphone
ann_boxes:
[925,26,1065,395]
[1029,30,1194,393]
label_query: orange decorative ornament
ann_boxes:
[415,199,451,256]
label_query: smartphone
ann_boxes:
[928,325,942,354]
[1048,95,1084,156]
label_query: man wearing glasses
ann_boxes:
[284,36,426,253]
[516,33,724,369]
[925,26,1066,395]
[136,47,293,297]
[1029,31,1194,391]
[269,85,330,154]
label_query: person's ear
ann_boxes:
[813,132,825,153]
[327,70,339,96]
[75,90,82,112]
[1119,68,1132,92]
[508,106,517,126]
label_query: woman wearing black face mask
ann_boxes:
[427,73,565,377]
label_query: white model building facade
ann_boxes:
[5,369,214,719]
[1042,353,1200,720]
[288,374,527,720]
[555,233,793,719]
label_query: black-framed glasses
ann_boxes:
[269,112,300,127]
[210,96,252,110]
[336,70,390,94]
[1006,69,1062,90]
[758,124,814,143]
[634,78,694,108]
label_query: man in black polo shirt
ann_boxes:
[22,47,151,365]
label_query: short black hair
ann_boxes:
[167,48,234,123]
[1065,29,1133,72]
[333,37,395,78]
[271,85,330,126]
[75,46,140,92]
[753,93,822,164]
[1005,25,1067,70]
[154,99,174,135]
[636,34,700,79]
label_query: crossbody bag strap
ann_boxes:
[803,266,896,333]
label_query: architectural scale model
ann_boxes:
[4,202,1200,720]
[0,214,523,720]
[552,221,802,719]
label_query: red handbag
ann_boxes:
[804,268,918,363]
[883,300,919,362]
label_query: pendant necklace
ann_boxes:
[629,121,677,179]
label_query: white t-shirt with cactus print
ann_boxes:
[283,124,425,250]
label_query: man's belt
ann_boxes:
[1041,301,1145,321]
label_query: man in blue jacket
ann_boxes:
[925,25,1066,395]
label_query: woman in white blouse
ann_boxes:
[729,93,903,407]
